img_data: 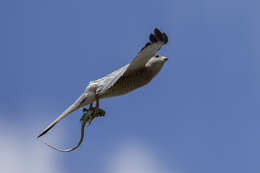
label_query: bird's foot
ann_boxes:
[81,107,105,126]
[88,107,105,126]
[82,108,88,112]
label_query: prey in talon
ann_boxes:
[39,108,106,152]
[37,28,169,146]
[81,107,106,126]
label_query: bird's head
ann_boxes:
[145,55,168,69]
[145,55,168,77]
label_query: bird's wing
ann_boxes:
[95,64,129,94]
[96,28,168,94]
[125,28,168,73]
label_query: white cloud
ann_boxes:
[106,140,174,173]
[0,111,64,173]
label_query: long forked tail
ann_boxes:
[37,93,91,138]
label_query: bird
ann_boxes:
[37,28,168,138]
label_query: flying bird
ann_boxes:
[37,28,168,138]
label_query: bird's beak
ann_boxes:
[162,57,168,62]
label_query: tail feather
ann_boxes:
[37,93,91,138]
[37,103,78,138]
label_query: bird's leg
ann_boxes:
[89,103,93,110]
[94,98,99,116]
[90,98,101,119]
[82,102,93,113]
[95,98,104,117]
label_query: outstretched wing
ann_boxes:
[96,28,168,95]
[125,28,168,73]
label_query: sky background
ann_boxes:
[1,0,260,172]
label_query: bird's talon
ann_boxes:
[84,108,106,126]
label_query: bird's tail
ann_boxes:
[37,93,92,138]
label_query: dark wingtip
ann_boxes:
[37,122,57,138]
[162,32,168,44]
[154,28,161,35]
[149,34,157,43]
[154,28,162,40]
[139,28,168,52]
[154,28,168,44]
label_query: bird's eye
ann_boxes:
[155,55,159,58]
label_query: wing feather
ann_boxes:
[94,64,129,94]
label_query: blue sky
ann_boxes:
[1,0,260,172]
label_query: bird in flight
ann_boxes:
[37,28,168,138]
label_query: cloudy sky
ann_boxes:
[1,0,260,172]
